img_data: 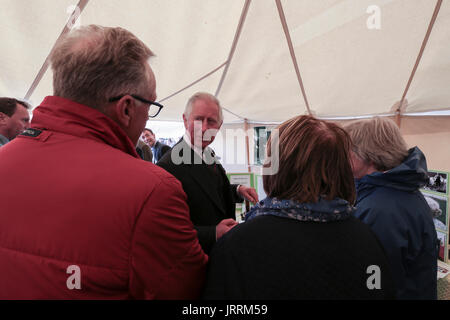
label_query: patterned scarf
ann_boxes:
[245,196,354,223]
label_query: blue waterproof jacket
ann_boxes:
[354,147,438,300]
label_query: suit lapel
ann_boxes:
[178,140,227,216]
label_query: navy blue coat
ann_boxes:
[354,147,438,300]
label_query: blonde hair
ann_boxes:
[344,117,409,171]
[184,92,223,123]
[50,25,154,110]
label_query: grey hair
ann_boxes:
[344,116,409,171]
[184,92,223,123]
[50,25,154,110]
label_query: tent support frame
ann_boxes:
[275,0,312,116]
[24,0,90,101]
[396,0,443,127]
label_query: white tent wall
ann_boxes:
[400,116,450,171]
[0,0,448,170]
[210,122,256,173]
[216,121,282,174]
[220,116,450,176]
[334,116,450,173]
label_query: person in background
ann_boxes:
[202,115,395,299]
[0,97,30,146]
[0,25,207,299]
[142,128,170,163]
[345,116,438,300]
[158,92,258,254]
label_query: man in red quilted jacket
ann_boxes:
[0,25,207,299]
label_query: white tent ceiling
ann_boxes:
[0,0,449,123]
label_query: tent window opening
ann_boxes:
[254,126,271,165]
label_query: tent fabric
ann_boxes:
[216,116,450,175]
[334,116,450,172]
[1,0,449,123]
[399,116,450,170]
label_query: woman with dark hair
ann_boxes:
[202,115,395,300]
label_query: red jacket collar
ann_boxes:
[32,96,139,158]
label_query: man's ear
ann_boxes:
[182,113,188,129]
[0,112,8,126]
[111,96,134,128]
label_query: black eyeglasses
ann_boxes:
[109,94,163,118]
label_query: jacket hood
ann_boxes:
[31,96,139,158]
[356,147,428,193]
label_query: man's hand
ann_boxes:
[237,185,259,204]
[216,218,238,240]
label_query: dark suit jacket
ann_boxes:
[157,139,242,254]
[152,141,171,163]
